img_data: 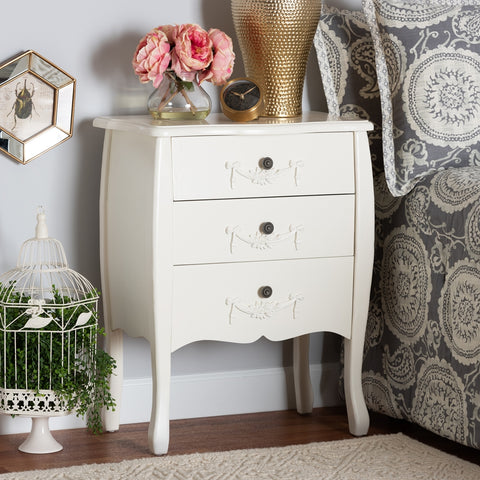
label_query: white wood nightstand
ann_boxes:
[94,112,374,455]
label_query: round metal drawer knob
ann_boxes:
[260,222,274,235]
[260,157,273,170]
[258,286,273,298]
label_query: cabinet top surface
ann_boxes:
[93,112,373,137]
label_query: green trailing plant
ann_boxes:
[0,283,116,434]
[55,337,116,434]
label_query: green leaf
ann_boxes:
[0,281,116,434]
[181,81,194,91]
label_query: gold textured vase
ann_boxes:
[231,0,322,117]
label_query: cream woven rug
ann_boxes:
[1,433,479,480]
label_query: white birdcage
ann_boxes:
[0,209,99,454]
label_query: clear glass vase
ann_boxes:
[148,71,212,120]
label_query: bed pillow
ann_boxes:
[362,0,480,197]
[314,5,384,174]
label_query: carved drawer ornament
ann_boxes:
[225,293,304,324]
[225,224,303,253]
[225,159,304,189]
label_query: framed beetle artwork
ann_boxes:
[0,50,76,164]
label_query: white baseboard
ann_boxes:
[0,362,341,435]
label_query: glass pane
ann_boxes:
[31,53,72,88]
[0,55,29,86]
[0,129,24,162]
[24,127,68,162]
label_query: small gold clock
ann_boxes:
[220,77,263,122]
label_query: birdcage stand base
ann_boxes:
[18,416,63,454]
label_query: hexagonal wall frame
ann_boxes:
[0,51,75,164]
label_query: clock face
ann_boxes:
[223,79,261,111]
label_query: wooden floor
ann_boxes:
[0,407,478,474]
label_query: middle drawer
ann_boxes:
[173,195,354,265]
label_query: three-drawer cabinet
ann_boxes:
[94,112,374,455]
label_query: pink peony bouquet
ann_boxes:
[132,23,235,88]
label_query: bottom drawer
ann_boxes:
[171,257,353,351]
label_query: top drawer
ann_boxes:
[172,132,354,200]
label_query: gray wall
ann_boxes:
[0,0,361,424]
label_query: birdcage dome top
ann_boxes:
[0,209,98,306]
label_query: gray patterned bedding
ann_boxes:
[364,166,480,448]
[315,2,480,449]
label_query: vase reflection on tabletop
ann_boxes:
[148,71,212,120]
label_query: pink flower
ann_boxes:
[171,24,213,81]
[158,24,177,43]
[132,23,235,88]
[132,28,171,88]
[198,29,235,85]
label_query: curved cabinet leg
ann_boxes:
[99,129,122,433]
[344,130,374,437]
[148,342,171,455]
[293,335,313,414]
[103,328,123,432]
[344,337,369,436]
